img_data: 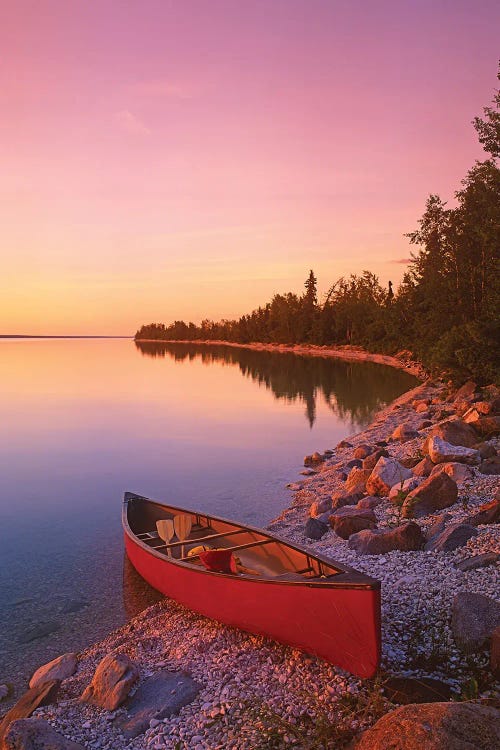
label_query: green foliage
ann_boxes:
[136,65,500,386]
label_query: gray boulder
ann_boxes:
[402,472,458,519]
[2,718,84,750]
[80,653,139,711]
[424,523,477,552]
[451,592,500,652]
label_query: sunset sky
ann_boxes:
[2,0,499,335]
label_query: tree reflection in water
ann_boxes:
[134,341,417,429]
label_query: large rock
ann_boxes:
[424,523,477,552]
[0,682,60,743]
[428,419,478,448]
[345,468,371,494]
[453,380,477,402]
[362,449,389,472]
[329,508,377,540]
[451,592,500,652]
[354,701,500,750]
[412,456,434,477]
[466,497,500,526]
[309,497,332,517]
[429,462,474,484]
[80,653,139,711]
[331,490,363,509]
[348,522,424,555]
[402,472,458,519]
[391,423,418,442]
[426,436,480,466]
[304,517,329,540]
[115,670,201,739]
[478,455,500,474]
[29,653,77,690]
[357,496,383,509]
[464,414,500,436]
[353,444,375,459]
[366,457,412,497]
[2,718,84,750]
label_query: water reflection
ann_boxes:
[135,341,416,428]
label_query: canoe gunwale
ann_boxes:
[123,492,380,591]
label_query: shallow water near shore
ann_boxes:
[0,338,416,692]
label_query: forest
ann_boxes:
[136,69,499,383]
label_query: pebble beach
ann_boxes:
[1,353,499,750]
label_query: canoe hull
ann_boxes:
[124,532,381,678]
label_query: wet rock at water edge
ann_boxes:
[348,522,425,555]
[354,701,500,750]
[115,669,201,738]
[401,472,458,519]
[2,718,85,750]
[455,552,499,572]
[424,523,477,552]
[451,592,500,652]
[80,653,139,711]
[18,621,60,644]
[304,517,329,541]
[29,653,78,689]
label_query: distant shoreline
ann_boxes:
[135,338,427,380]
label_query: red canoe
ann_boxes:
[123,492,381,678]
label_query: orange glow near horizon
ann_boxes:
[1,1,499,335]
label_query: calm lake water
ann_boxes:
[0,338,417,691]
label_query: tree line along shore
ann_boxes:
[136,68,499,385]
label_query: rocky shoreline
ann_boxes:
[1,369,499,749]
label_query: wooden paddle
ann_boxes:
[156,519,175,557]
[173,514,192,558]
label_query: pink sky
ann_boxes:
[1,0,499,334]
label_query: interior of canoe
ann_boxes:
[127,499,344,581]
